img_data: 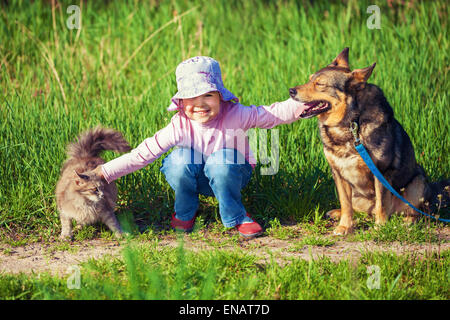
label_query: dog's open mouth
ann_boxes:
[299,100,331,118]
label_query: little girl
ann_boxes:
[94,56,307,238]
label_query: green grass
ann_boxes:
[0,0,448,240]
[349,214,443,244]
[293,235,336,248]
[0,0,449,300]
[0,240,448,300]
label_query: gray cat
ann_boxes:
[56,127,131,240]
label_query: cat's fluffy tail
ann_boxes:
[67,126,131,158]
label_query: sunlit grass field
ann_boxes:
[1,0,448,240]
[0,0,449,300]
[1,240,449,300]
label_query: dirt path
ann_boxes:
[1,231,449,276]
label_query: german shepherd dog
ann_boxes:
[289,48,449,235]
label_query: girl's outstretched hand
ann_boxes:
[92,165,105,181]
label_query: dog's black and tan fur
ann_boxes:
[290,48,449,235]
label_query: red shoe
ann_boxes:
[170,212,197,232]
[235,213,263,238]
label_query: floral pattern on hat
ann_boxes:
[168,56,238,111]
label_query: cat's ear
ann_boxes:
[74,170,90,182]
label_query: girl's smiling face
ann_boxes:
[182,91,221,123]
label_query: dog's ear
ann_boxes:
[329,47,349,69]
[352,63,376,82]
[349,63,376,90]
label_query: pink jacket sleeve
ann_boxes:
[236,98,308,130]
[101,118,178,183]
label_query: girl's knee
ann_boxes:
[161,148,203,175]
[207,148,246,165]
[204,163,245,188]
[162,164,198,188]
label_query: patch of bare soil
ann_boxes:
[1,228,449,276]
[237,237,450,266]
[0,240,121,276]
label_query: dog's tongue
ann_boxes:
[305,101,321,108]
[294,102,309,118]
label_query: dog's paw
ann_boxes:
[375,217,388,226]
[326,209,341,221]
[333,225,353,236]
[403,215,419,225]
[114,231,131,240]
[59,233,73,241]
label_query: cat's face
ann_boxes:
[74,171,105,203]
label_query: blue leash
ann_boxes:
[351,122,449,223]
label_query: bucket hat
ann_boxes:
[167,56,238,111]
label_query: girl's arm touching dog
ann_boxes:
[230,98,308,130]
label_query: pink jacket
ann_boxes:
[102,98,307,183]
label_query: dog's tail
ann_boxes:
[424,178,450,213]
[67,126,131,159]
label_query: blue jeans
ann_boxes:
[160,148,253,228]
